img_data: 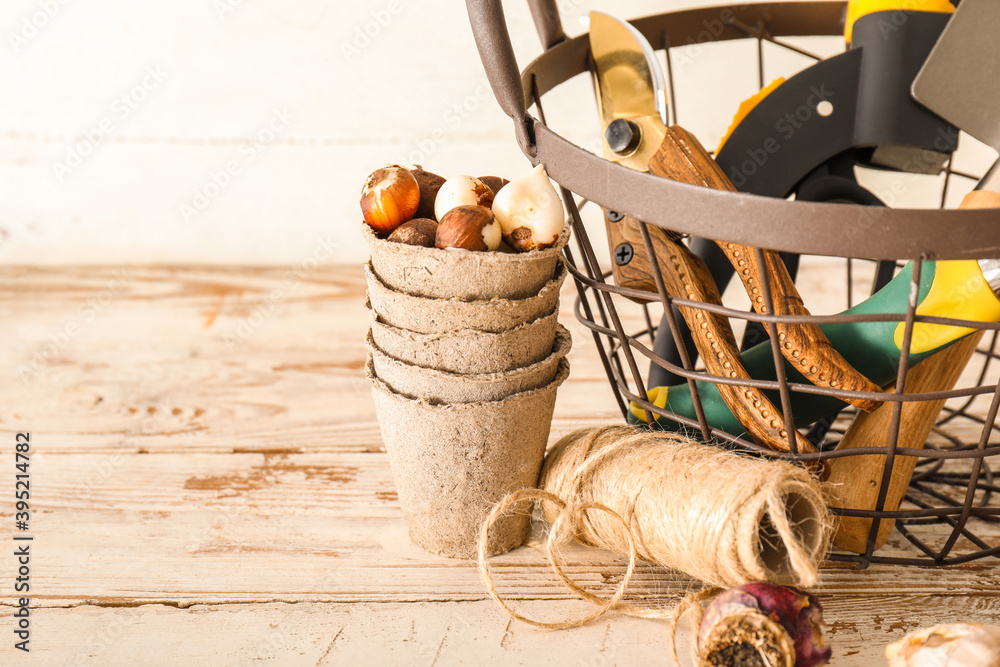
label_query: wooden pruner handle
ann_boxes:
[611,212,815,456]
[648,125,883,412]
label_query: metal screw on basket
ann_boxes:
[607,210,624,222]
[613,243,634,266]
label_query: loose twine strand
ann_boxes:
[477,487,712,666]
[477,426,832,663]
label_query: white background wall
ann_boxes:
[0,0,992,265]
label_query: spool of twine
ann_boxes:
[478,426,832,638]
[541,426,831,587]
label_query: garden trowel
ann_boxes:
[912,0,1000,192]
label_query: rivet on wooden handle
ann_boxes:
[648,126,884,413]
[604,210,659,300]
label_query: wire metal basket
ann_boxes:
[467,0,1000,567]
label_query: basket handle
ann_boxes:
[466,0,561,156]
[528,0,566,49]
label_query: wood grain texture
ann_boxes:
[603,208,666,299]
[12,597,1000,666]
[10,445,1000,607]
[828,332,986,553]
[1,264,999,666]
[648,126,884,413]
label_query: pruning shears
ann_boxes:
[589,12,884,453]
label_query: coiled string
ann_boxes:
[478,426,831,661]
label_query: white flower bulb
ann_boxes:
[434,175,493,221]
[491,164,565,252]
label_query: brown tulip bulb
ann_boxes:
[435,205,501,252]
[360,165,420,236]
[409,166,446,220]
[478,175,509,195]
[387,218,438,247]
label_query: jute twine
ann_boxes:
[477,426,832,655]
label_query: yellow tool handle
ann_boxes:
[845,0,954,43]
[893,191,1000,354]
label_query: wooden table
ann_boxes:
[2,264,998,666]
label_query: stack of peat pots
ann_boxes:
[364,223,571,558]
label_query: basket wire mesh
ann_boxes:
[472,0,1000,568]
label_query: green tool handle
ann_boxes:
[629,258,995,435]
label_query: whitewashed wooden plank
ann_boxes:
[4,264,997,456]
[3,596,999,666]
[0,448,997,609]
[2,262,1000,666]
[0,601,694,667]
[0,265,621,455]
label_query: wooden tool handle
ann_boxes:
[604,210,659,299]
[648,126,883,413]
[828,189,1000,553]
[827,331,984,552]
[614,213,815,455]
[751,247,883,411]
